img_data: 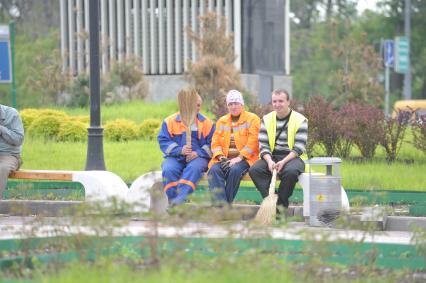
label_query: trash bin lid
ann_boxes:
[305,157,342,165]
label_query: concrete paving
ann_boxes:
[0,200,82,215]
[1,200,425,232]
[0,215,417,246]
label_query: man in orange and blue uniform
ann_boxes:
[158,96,215,206]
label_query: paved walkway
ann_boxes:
[0,216,415,245]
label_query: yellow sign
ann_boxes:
[316,194,326,202]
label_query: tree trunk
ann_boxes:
[326,0,333,20]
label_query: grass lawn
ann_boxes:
[341,160,426,190]
[21,137,426,191]
[34,258,392,283]
[22,139,163,182]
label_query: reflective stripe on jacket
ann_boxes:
[263,110,308,161]
[158,112,215,161]
[209,110,260,167]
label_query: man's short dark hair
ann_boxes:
[272,89,290,100]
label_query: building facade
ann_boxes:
[60,0,291,102]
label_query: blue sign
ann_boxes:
[0,40,12,83]
[384,40,394,67]
[0,25,11,83]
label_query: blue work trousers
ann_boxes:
[162,157,208,206]
[207,160,250,204]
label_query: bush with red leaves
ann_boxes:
[412,114,426,155]
[380,110,410,162]
[302,96,340,157]
[340,103,384,159]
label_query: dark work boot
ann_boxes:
[276,205,288,222]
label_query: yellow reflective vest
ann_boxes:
[263,110,308,161]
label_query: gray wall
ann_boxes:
[241,0,287,75]
[145,75,189,102]
[145,74,292,103]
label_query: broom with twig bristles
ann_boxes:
[178,89,198,148]
[254,168,278,225]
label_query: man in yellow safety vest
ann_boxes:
[249,89,308,213]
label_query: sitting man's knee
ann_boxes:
[0,165,12,175]
[282,169,300,179]
[248,166,259,177]
[186,159,207,173]
[187,166,205,175]
[208,164,221,175]
[161,162,173,172]
[162,166,180,178]
[228,165,242,176]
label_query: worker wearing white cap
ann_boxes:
[207,90,261,204]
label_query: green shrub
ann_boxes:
[20,108,68,131]
[28,115,63,140]
[138,119,161,140]
[57,120,88,142]
[20,108,40,130]
[104,119,138,142]
[38,109,68,118]
[70,115,90,125]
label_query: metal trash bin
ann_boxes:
[305,157,342,227]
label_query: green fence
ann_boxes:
[0,235,424,270]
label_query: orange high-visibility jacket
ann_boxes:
[209,110,261,168]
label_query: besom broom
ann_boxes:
[177,89,198,148]
[254,168,278,225]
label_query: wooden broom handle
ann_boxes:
[186,128,191,146]
[268,169,277,196]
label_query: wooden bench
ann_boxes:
[128,171,350,215]
[8,170,129,202]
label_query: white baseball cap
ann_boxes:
[226,90,244,105]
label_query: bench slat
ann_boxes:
[9,170,73,181]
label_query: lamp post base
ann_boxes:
[85,126,106,170]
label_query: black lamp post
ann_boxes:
[85,0,106,170]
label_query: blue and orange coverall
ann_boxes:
[158,112,215,205]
